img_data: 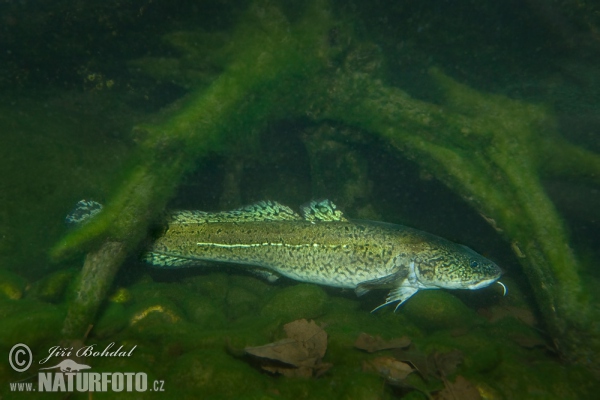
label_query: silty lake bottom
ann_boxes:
[1,0,599,398]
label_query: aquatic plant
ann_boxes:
[51,0,600,371]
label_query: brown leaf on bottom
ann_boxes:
[480,305,536,327]
[354,332,411,353]
[394,348,431,378]
[394,348,464,381]
[362,356,414,383]
[244,319,330,377]
[435,375,481,400]
[430,349,463,378]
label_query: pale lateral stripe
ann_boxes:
[196,242,343,249]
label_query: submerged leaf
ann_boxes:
[508,333,547,349]
[430,349,463,378]
[362,356,414,383]
[354,332,411,353]
[481,305,537,327]
[394,348,432,379]
[244,319,330,377]
[435,375,481,400]
[245,338,308,366]
[394,348,464,381]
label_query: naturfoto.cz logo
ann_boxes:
[7,343,165,393]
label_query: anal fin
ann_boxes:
[144,252,201,268]
[145,252,281,284]
[248,268,280,283]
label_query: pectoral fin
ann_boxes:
[370,280,420,313]
[355,269,409,297]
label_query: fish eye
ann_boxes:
[470,260,479,268]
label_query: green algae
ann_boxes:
[0,269,27,300]
[226,285,262,320]
[93,302,129,339]
[0,298,66,377]
[401,291,484,332]
[27,268,78,303]
[183,272,230,303]
[261,283,328,322]
[168,350,268,398]
[429,330,503,373]
[180,295,228,328]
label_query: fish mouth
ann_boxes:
[467,277,499,290]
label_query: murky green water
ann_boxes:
[1,1,599,398]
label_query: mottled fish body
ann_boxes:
[143,200,503,310]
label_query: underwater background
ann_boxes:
[1,0,600,398]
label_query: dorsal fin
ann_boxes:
[65,199,103,226]
[300,199,348,222]
[170,201,303,224]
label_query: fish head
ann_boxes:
[415,244,502,290]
